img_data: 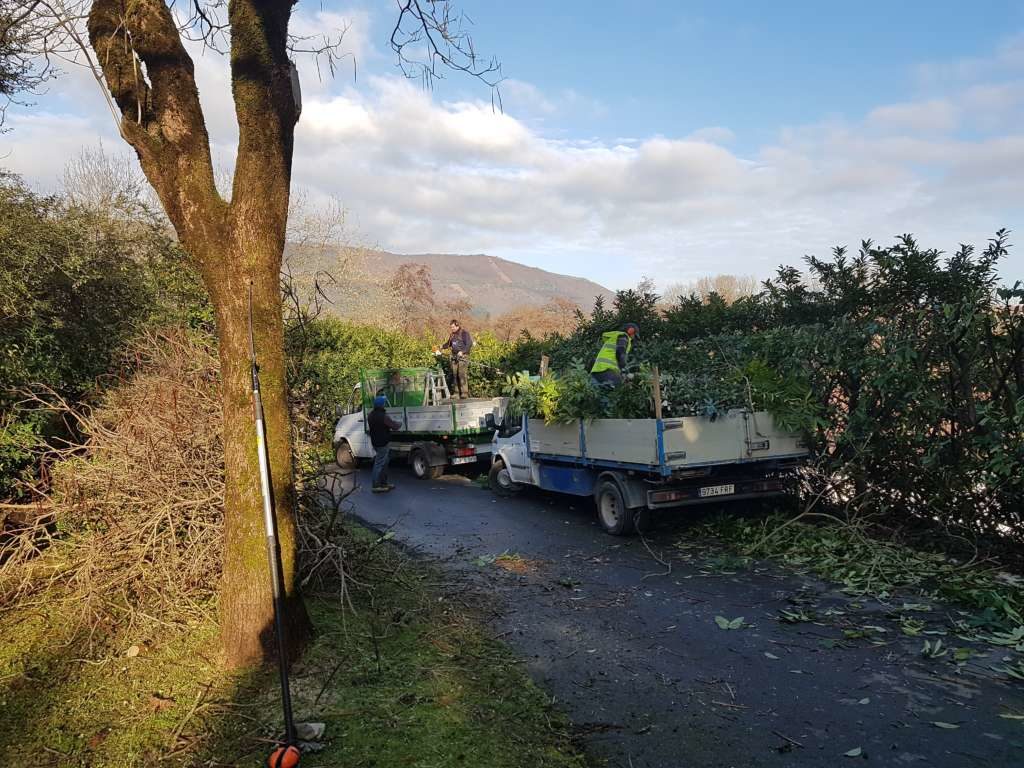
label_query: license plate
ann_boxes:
[451,456,476,465]
[699,483,735,498]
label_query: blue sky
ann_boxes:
[456,1,1024,148]
[3,1,1023,290]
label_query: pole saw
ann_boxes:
[248,282,301,768]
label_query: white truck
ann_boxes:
[332,367,507,479]
[488,409,808,534]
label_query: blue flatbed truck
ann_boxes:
[487,410,808,534]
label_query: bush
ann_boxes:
[0,173,208,498]
[287,316,435,429]
[540,232,1023,543]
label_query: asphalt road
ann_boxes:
[331,464,1024,768]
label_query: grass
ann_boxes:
[0,525,585,767]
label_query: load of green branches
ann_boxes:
[500,354,811,428]
[501,362,650,424]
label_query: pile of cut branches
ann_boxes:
[0,328,224,632]
[0,326,356,640]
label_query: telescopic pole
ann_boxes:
[248,283,299,766]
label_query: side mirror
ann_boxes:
[484,413,497,431]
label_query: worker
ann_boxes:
[590,322,639,386]
[438,319,474,399]
[367,395,401,493]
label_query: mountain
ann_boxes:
[285,246,614,319]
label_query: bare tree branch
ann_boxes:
[391,0,502,90]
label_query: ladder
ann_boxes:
[426,367,451,404]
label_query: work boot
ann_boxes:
[371,485,386,494]
[383,483,395,491]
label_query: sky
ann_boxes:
[2,0,1024,290]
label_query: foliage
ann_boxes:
[1,328,224,624]
[286,315,434,430]
[541,232,1023,542]
[288,314,543,439]
[0,173,208,498]
[502,361,656,424]
[700,513,1024,638]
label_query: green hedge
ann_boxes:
[0,174,208,498]
[541,232,1023,542]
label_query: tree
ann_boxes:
[490,297,580,342]
[62,142,148,214]
[0,0,56,126]
[662,273,760,306]
[387,262,437,334]
[11,0,498,667]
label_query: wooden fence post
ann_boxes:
[652,366,663,420]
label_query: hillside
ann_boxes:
[284,246,613,319]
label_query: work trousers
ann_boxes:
[591,369,623,386]
[453,357,470,399]
[371,445,390,487]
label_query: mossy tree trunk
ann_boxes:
[87,0,311,667]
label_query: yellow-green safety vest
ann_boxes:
[591,331,631,373]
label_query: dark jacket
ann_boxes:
[442,328,473,357]
[615,335,629,369]
[367,407,402,448]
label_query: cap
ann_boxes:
[373,395,388,408]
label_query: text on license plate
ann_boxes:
[699,483,735,498]
[451,456,477,465]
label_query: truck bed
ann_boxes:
[386,397,507,436]
[526,410,805,473]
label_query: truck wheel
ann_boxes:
[411,449,444,480]
[488,459,521,497]
[595,480,635,535]
[335,441,356,470]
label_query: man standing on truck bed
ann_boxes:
[439,319,473,399]
[368,395,401,492]
[590,322,639,386]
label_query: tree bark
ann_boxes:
[210,255,309,666]
[87,0,311,668]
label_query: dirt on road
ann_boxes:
[331,465,1024,768]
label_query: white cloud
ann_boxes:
[915,32,1024,87]
[686,126,735,144]
[283,67,1024,287]
[3,22,1022,290]
[866,98,959,134]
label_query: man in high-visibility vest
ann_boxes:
[590,322,639,386]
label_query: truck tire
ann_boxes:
[410,448,444,480]
[335,441,356,470]
[595,479,635,535]
[488,459,521,497]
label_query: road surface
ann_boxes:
[327,464,1024,768]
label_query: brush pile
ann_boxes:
[0,328,224,629]
[0,327,355,636]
